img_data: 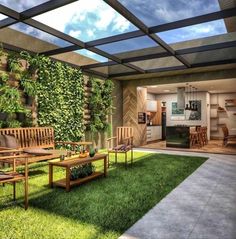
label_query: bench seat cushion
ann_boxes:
[4,135,19,149]
[23,148,53,156]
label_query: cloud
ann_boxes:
[119,0,221,26]
[0,14,6,21]
[10,23,70,47]
[68,30,82,38]
[34,0,136,42]
[77,49,107,63]
[158,20,226,44]
[0,0,49,12]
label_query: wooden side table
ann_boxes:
[49,154,107,192]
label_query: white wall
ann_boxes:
[210,92,236,138]
[155,92,209,127]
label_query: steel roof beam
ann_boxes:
[81,40,236,69]
[20,0,78,19]
[103,0,191,68]
[109,58,236,78]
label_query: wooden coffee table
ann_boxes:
[49,154,107,192]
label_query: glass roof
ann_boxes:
[158,20,227,44]
[118,0,221,27]
[97,36,158,54]
[131,57,184,71]
[33,0,138,42]
[172,31,236,51]
[75,49,108,63]
[9,23,72,47]
[0,0,50,12]
[0,0,235,78]
[182,47,236,65]
[108,64,137,75]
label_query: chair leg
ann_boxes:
[115,152,117,164]
[131,149,133,165]
[125,152,127,169]
[24,160,29,210]
[13,182,16,201]
[107,153,110,168]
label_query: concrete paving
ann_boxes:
[119,149,236,239]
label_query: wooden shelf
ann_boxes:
[225,99,236,102]
[217,123,226,126]
[210,117,218,119]
[210,104,219,107]
[210,128,218,132]
[225,104,236,107]
[53,172,104,188]
[217,110,226,112]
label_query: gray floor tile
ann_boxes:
[119,150,236,239]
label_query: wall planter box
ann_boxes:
[0,112,8,121]
[16,112,26,121]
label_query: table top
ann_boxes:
[48,153,107,167]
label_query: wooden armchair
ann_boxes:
[107,127,134,168]
[0,148,34,210]
[221,125,236,147]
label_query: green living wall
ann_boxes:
[35,57,85,141]
[0,48,114,143]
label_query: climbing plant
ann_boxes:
[35,56,85,141]
[87,77,114,133]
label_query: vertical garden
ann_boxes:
[0,47,114,142]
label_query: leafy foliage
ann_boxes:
[87,77,114,133]
[35,57,85,141]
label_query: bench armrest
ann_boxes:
[0,154,33,161]
[0,148,23,154]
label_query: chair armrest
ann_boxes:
[123,136,134,146]
[107,137,117,141]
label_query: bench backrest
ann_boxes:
[0,127,55,149]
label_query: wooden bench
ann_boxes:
[0,127,91,164]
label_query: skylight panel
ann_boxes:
[158,20,227,44]
[119,0,221,27]
[76,49,108,63]
[0,0,50,12]
[0,14,7,21]
[97,36,158,54]
[33,0,137,42]
[10,23,72,47]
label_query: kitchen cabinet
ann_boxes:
[147,100,157,112]
[147,126,162,142]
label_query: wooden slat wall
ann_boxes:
[0,127,55,149]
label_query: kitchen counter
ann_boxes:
[166,125,200,148]
[146,124,161,126]
[147,125,162,142]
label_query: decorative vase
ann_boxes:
[89,148,95,157]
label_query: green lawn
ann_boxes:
[0,151,207,239]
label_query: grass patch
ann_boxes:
[0,152,207,239]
